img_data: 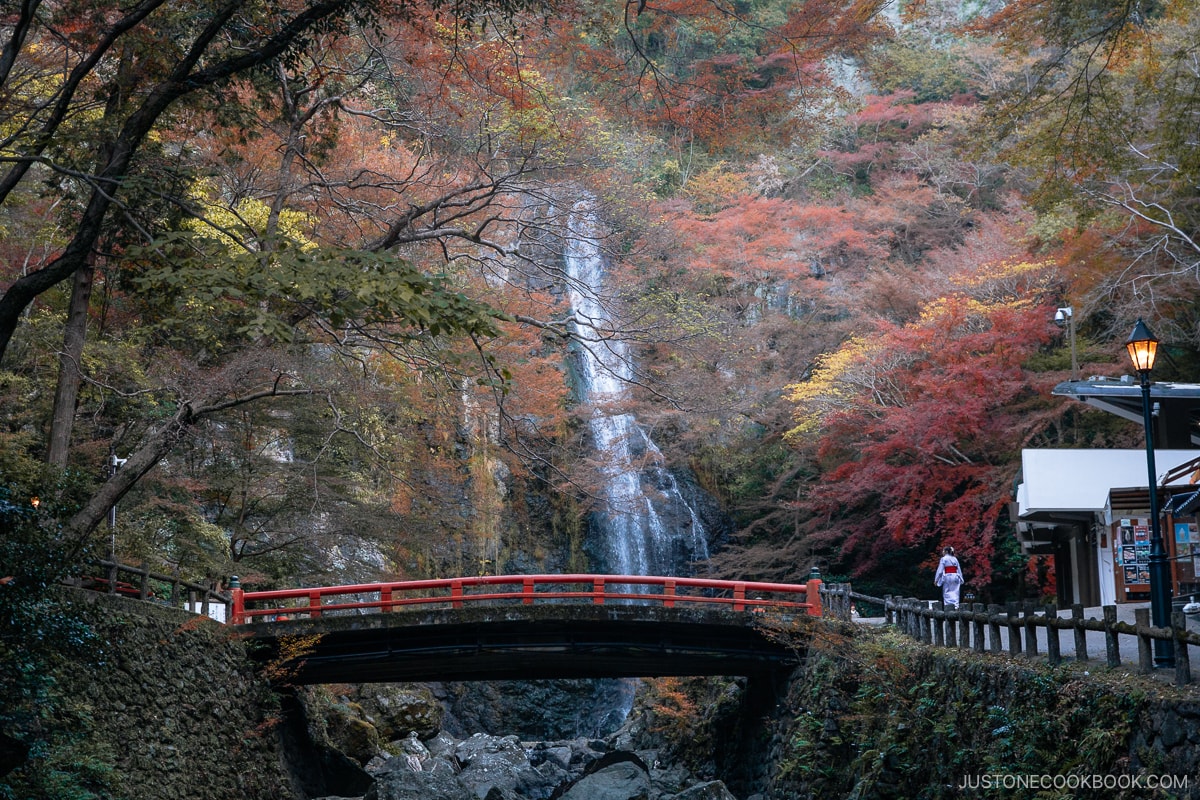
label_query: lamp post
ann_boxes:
[1055,306,1078,380]
[1126,318,1174,667]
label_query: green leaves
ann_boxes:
[126,232,501,350]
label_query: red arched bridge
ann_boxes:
[232,574,822,683]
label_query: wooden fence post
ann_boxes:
[958,608,970,649]
[934,606,946,647]
[1072,605,1088,662]
[1023,602,1038,657]
[1173,611,1192,686]
[972,603,985,653]
[943,605,955,648]
[988,604,1002,653]
[1007,603,1021,656]
[1103,605,1120,668]
[1135,608,1153,674]
[1045,603,1060,666]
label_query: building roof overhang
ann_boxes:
[1053,378,1200,446]
[1016,449,1200,520]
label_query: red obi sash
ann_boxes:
[943,565,958,574]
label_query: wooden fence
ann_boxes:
[72,560,230,620]
[820,582,1200,687]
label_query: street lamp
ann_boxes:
[1055,306,1078,380]
[1126,318,1174,667]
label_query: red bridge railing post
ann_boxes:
[451,580,463,609]
[381,586,392,613]
[733,582,746,611]
[664,580,675,608]
[806,576,823,617]
[523,577,534,605]
[593,577,605,605]
[308,590,322,619]
[230,576,244,625]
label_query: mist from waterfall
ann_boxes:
[563,199,710,579]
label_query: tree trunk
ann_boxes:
[45,252,96,466]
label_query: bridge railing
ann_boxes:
[230,573,823,624]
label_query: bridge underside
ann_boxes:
[246,604,806,684]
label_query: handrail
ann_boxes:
[230,573,823,624]
[881,593,1200,687]
[74,560,230,619]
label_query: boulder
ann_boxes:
[366,753,467,800]
[671,780,739,800]
[354,684,444,741]
[556,760,651,800]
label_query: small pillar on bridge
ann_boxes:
[806,566,823,617]
[229,575,244,624]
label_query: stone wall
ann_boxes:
[1,589,298,800]
[745,622,1200,799]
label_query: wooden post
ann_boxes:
[934,607,946,647]
[733,583,746,612]
[308,590,322,619]
[664,580,676,609]
[943,606,955,648]
[1007,603,1021,656]
[1135,607,1153,674]
[138,561,150,601]
[1172,611,1191,686]
[380,586,393,613]
[920,604,932,644]
[593,577,605,605]
[1072,605,1088,662]
[523,577,534,606]
[958,608,970,650]
[1103,605,1120,668]
[972,603,985,654]
[1045,603,1060,666]
[1023,602,1038,657]
[988,604,1003,653]
[885,595,894,625]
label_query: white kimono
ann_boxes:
[935,554,965,608]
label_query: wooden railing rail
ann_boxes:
[231,573,824,625]
[877,593,1199,687]
[73,560,230,619]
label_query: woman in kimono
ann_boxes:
[934,546,964,609]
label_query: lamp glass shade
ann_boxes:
[1125,319,1158,373]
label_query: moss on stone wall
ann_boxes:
[759,622,1200,800]
[1,590,294,800]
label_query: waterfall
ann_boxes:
[563,199,710,579]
